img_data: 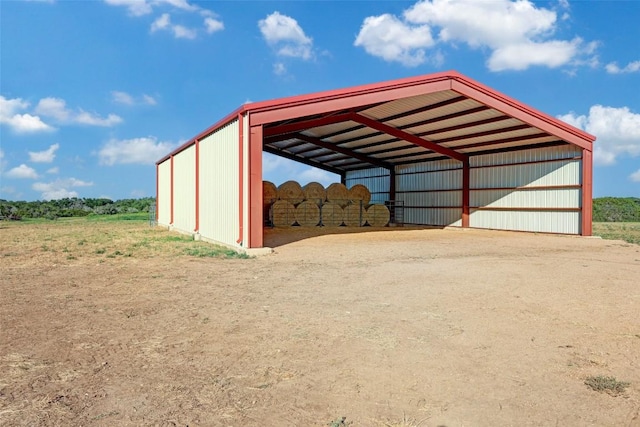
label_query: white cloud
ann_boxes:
[204,17,224,33]
[354,14,433,67]
[28,143,60,163]
[98,137,177,165]
[151,13,197,39]
[558,105,640,165]
[605,60,640,74]
[112,91,157,106]
[32,178,93,200]
[629,169,640,182]
[298,168,337,187]
[262,153,339,187]
[0,96,54,133]
[259,12,313,60]
[104,0,153,16]
[151,13,171,32]
[355,0,596,71]
[35,97,122,127]
[6,164,39,179]
[47,167,59,174]
[273,62,287,76]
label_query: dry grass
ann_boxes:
[0,216,248,266]
[584,376,630,396]
[593,222,640,245]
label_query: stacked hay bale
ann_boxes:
[263,180,389,227]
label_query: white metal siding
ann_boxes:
[157,160,171,226]
[396,159,463,226]
[345,168,390,203]
[469,145,582,234]
[172,145,196,233]
[198,119,240,247]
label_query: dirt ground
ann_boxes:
[1,220,639,426]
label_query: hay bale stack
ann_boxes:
[271,200,296,227]
[365,204,390,227]
[348,184,371,205]
[277,180,304,205]
[295,200,320,227]
[326,183,349,207]
[321,201,344,226]
[302,182,326,204]
[343,203,365,227]
[263,181,277,204]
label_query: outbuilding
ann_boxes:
[155,71,595,250]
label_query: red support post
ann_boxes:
[155,163,159,222]
[237,114,244,244]
[249,124,264,248]
[194,139,200,232]
[170,155,174,225]
[581,149,593,236]
[462,157,470,228]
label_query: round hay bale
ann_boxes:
[302,182,326,203]
[326,183,349,207]
[271,200,296,227]
[295,200,320,227]
[321,201,344,226]
[365,204,390,227]
[348,184,371,205]
[343,203,365,227]
[263,181,277,205]
[277,180,304,205]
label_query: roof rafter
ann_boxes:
[263,145,345,176]
[293,133,393,170]
[349,113,466,162]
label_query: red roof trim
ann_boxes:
[156,70,594,165]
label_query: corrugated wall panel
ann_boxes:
[471,145,581,167]
[469,210,580,234]
[199,119,240,247]
[469,144,582,234]
[157,160,171,226]
[172,145,196,232]
[471,160,581,188]
[397,169,462,191]
[345,168,390,203]
[398,191,462,207]
[405,208,462,226]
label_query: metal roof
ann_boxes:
[158,71,595,173]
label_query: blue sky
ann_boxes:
[1,0,639,201]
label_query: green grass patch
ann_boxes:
[85,212,148,222]
[184,244,250,259]
[593,222,640,245]
[584,375,630,396]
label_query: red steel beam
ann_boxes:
[462,158,470,228]
[293,133,393,170]
[155,163,159,222]
[581,148,593,236]
[237,113,244,244]
[194,139,200,232]
[170,155,174,225]
[263,112,354,138]
[249,125,264,248]
[349,113,466,162]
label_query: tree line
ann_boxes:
[0,197,155,220]
[0,196,638,222]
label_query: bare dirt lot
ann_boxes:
[1,219,639,426]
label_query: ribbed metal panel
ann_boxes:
[383,99,484,128]
[471,188,580,208]
[404,208,462,226]
[471,160,580,188]
[172,145,196,232]
[471,144,581,167]
[402,108,504,135]
[427,118,524,139]
[304,120,359,138]
[157,160,171,226]
[442,127,548,147]
[397,191,462,207]
[199,119,240,247]
[460,137,560,153]
[397,159,460,173]
[397,169,462,191]
[340,133,392,149]
[345,168,390,203]
[469,210,580,234]
[361,90,461,120]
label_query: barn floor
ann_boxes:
[1,221,639,426]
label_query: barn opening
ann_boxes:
[155,71,595,252]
